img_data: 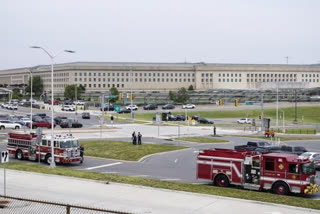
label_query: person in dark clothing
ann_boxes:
[132,131,137,145]
[138,132,142,145]
[213,126,216,136]
[80,145,84,163]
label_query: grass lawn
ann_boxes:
[173,137,229,143]
[275,128,317,135]
[81,140,187,161]
[3,162,320,210]
[112,106,320,124]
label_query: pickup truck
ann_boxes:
[27,120,56,129]
[235,141,271,151]
[268,145,308,155]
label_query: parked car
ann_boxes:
[162,104,175,110]
[82,112,91,119]
[34,113,47,119]
[61,105,76,111]
[27,120,56,129]
[235,141,272,151]
[74,100,85,105]
[182,104,195,109]
[60,119,83,128]
[101,104,114,111]
[118,108,131,114]
[167,114,176,121]
[49,100,60,105]
[32,103,41,109]
[0,120,21,130]
[63,100,73,105]
[299,152,320,169]
[143,104,158,110]
[189,115,199,121]
[54,116,68,125]
[126,105,138,111]
[268,145,308,155]
[175,115,186,121]
[237,118,252,124]
[198,118,214,124]
[1,103,10,109]
[8,104,18,110]
[18,117,32,126]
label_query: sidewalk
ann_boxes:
[0,170,318,214]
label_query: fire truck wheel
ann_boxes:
[273,182,289,195]
[0,126,4,130]
[16,150,24,160]
[215,174,230,187]
[15,126,20,129]
[45,154,52,165]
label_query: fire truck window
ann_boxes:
[48,141,51,147]
[54,141,59,147]
[265,158,274,171]
[42,140,47,146]
[289,164,298,173]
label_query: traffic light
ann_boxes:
[235,99,238,107]
[118,93,122,100]
[130,93,133,100]
[219,99,222,106]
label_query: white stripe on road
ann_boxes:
[160,178,181,181]
[86,162,122,170]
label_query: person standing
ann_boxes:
[80,144,84,163]
[132,131,137,145]
[138,132,142,145]
[213,126,216,136]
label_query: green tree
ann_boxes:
[188,85,194,91]
[109,87,119,103]
[25,75,43,97]
[176,87,189,103]
[64,85,81,100]
[169,90,176,102]
[79,84,86,93]
[12,88,22,100]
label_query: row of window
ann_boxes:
[247,73,297,78]
[218,79,242,83]
[247,79,297,82]
[75,78,195,83]
[83,83,125,88]
[75,72,195,77]
[218,73,242,78]
[302,74,319,78]
[302,79,320,82]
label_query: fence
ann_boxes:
[0,195,134,214]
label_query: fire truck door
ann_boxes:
[287,164,301,191]
[28,140,37,160]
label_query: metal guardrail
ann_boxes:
[0,195,134,214]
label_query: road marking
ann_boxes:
[174,158,178,163]
[85,162,122,170]
[160,178,181,181]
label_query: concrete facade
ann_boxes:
[0,62,319,93]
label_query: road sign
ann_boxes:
[114,105,120,112]
[1,151,9,163]
[109,95,115,98]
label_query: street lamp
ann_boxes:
[280,110,285,133]
[27,69,33,130]
[30,46,75,168]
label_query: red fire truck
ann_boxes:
[197,148,319,195]
[7,131,82,164]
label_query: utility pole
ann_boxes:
[130,69,133,119]
[293,89,298,124]
[261,94,264,130]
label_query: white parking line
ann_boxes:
[160,178,181,181]
[85,162,122,170]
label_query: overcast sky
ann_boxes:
[1,0,319,70]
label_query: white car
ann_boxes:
[73,100,85,105]
[0,120,21,130]
[182,104,196,109]
[8,104,18,110]
[19,117,32,126]
[237,118,252,124]
[61,105,76,111]
[299,152,320,169]
[1,103,10,109]
[126,105,138,111]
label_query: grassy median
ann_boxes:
[173,137,228,143]
[81,140,186,161]
[3,162,320,210]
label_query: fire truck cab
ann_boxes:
[197,148,319,195]
[7,131,82,164]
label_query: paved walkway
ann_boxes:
[0,170,319,214]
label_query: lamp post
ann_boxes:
[30,46,75,168]
[27,69,33,130]
[280,110,285,133]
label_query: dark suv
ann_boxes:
[143,104,158,110]
[162,104,175,110]
[82,112,90,119]
[101,104,114,111]
[175,115,186,121]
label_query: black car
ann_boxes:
[60,120,83,128]
[63,100,73,105]
[175,115,186,121]
[54,116,68,125]
[168,114,176,121]
[143,104,158,110]
[101,104,114,111]
[118,108,131,114]
[82,112,90,119]
[198,118,214,124]
[162,104,175,110]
